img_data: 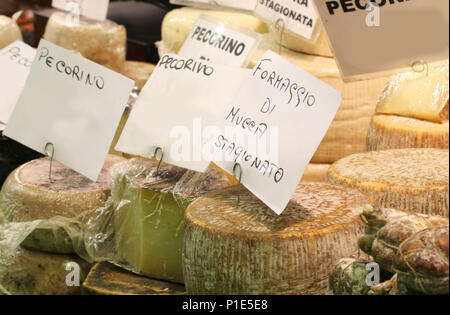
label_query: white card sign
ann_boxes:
[0,41,36,125]
[254,0,319,40]
[213,50,342,214]
[170,0,257,11]
[4,40,134,181]
[314,0,449,80]
[116,53,251,173]
[179,15,261,67]
[52,0,110,21]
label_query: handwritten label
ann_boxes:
[179,15,261,67]
[314,0,449,79]
[4,40,134,181]
[213,50,342,214]
[52,0,110,21]
[254,0,318,40]
[0,41,36,125]
[170,0,257,11]
[116,53,251,173]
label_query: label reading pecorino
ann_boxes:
[213,50,342,215]
[4,40,134,181]
[179,15,261,67]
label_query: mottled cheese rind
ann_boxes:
[367,114,449,151]
[183,183,369,295]
[0,15,22,49]
[327,149,449,217]
[43,12,126,72]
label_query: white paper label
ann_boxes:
[314,0,449,79]
[4,40,134,181]
[52,0,110,21]
[116,53,251,173]
[213,50,342,214]
[254,0,318,40]
[171,0,257,11]
[0,41,36,125]
[179,15,261,67]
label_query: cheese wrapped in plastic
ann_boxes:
[0,15,22,49]
[376,62,449,123]
[43,12,126,72]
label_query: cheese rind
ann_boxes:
[326,258,374,295]
[367,114,449,151]
[43,12,126,72]
[327,149,450,217]
[300,163,330,182]
[183,183,369,295]
[0,15,22,49]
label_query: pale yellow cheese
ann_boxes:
[300,163,330,182]
[183,183,369,295]
[43,12,126,72]
[376,62,449,123]
[367,114,449,151]
[327,149,449,217]
[161,7,269,53]
[0,15,22,49]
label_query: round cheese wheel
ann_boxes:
[327,149,449,217]
[0,15,22,49]
[367,114,449,151]
[43,12,126,72]
[0,154,126,222]
[121,61,155,88]
[183,183,369,295]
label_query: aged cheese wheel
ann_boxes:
[0,246,92,295]
[183,183,369,295]
[81,262,186,295]
[161,7,269,54]
[0,15,22,49]
[250,47,390,163]
[120,61,155,88]
[376,62,449,123]
[300,163,330,182]
[43,12,126,72]
[111,158,231,284]
[327,149,449,217]
[326,258,375,295]
[0,154,126,223]
[366,114,449,151]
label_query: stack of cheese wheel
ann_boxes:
[0,15,22,49]
[326,149,449,217]
[367,62,449,151]
[43,12,126,72]
[110,158,231,284]
[182,183,370,295]
[160,7,392,181]
[0,155,125,294]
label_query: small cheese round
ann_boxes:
[367,114,449,151]
[183,183,369,295]
[327,149,449,217]
[120,61,155,88]
[0,154,125,222]
[43,12,126,72]
[0,15,22,49]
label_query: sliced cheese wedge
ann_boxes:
[367,114,449,151]
[0,15,22,49]
[327,149,449,217]
[183,183,369,295]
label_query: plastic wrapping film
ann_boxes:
[0,15,22,49]
[43,12,126,72]
[376,61,449,123]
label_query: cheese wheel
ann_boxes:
[367,114,450,151]
[161,7,269,53]
[301,163,330,182]
[81,262,186,295]
[0,15,22,49]
[120,61,155,88]
[376,62,449,123]
[43,12,126,72]
[250,47,390,163]
[327,149,449,217]
[0,154,126,222]
[183,183,369,295]
[111,158,231,284]
[326,258,374,295]
[0,246,91,295]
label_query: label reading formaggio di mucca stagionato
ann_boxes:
[182,299,269,312]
